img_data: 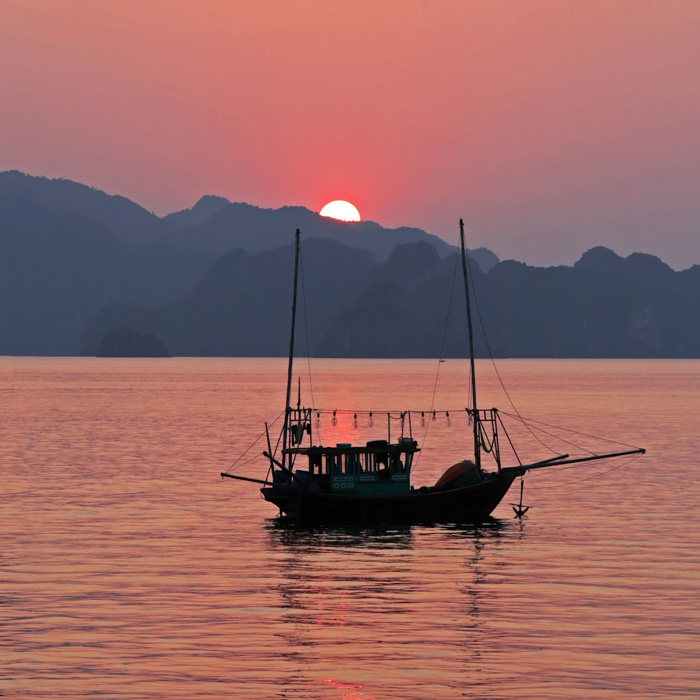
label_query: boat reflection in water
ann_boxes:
[265,518,505,550]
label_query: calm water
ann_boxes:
[2,357,699,699]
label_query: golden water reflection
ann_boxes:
[266,521,509,698]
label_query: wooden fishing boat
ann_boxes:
[222,222,644,522]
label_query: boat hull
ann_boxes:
[261,472,516,524]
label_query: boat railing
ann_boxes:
[284,441,418,482]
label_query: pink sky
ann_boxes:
[1,0,699,267]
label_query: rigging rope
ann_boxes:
[223,409,285,475]
[463,243,559,456]
[528,452,645,487]
[414,249,461,471]
[499,411,643,450]
[504,414,598,456]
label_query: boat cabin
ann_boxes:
[284,438,419,496]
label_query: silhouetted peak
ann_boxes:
[0,170,156,218]
[193,194,230,212]
[205,247,251,280]
[469,247,500,272]
[280,204,317,216]
[576,246,674,281]
[679,263,700,280]
[575,246,623,272]
[385,240,440,271]
[493,259,530,272]
[0,169,50,189]
[377,241,442,293]
[163,194,231,227]
[0,170,160,246]
[625,252,673,277]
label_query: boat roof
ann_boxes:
[284,442,419,456]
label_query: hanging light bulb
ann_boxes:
[331,409,338,427]
[432,411,436,422]
[316,411,321,428]
[353,413,358,428]
[368,411,374,427]
[420,411,425,427]
[446,411,451,426]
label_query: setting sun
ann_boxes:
[319,200,361,222]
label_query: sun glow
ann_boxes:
[319,200,361,221]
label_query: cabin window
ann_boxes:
[310,454,325,476]
[389,454,401,473]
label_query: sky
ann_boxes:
[1,0,699,268]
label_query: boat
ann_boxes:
[221,222,645,522]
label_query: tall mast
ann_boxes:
[282,229,301,469]
[459,219,480,468]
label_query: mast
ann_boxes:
[282,229,301,469]
[459,219,480,468]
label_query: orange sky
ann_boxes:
[1,0,699,267]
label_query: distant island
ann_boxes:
[1,170,699,358]
[96,327,170,358]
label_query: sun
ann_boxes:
[319,200,361,222]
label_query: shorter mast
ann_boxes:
[460,219,480,468]
[282,229,301,470]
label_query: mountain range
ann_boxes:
[0,171,472,354]
[1,170,698,358]
[82,239,700,359]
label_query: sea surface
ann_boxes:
[2,357,699,699]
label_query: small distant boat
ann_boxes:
[222,222,645,522]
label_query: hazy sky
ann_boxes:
[1,0,699,267]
